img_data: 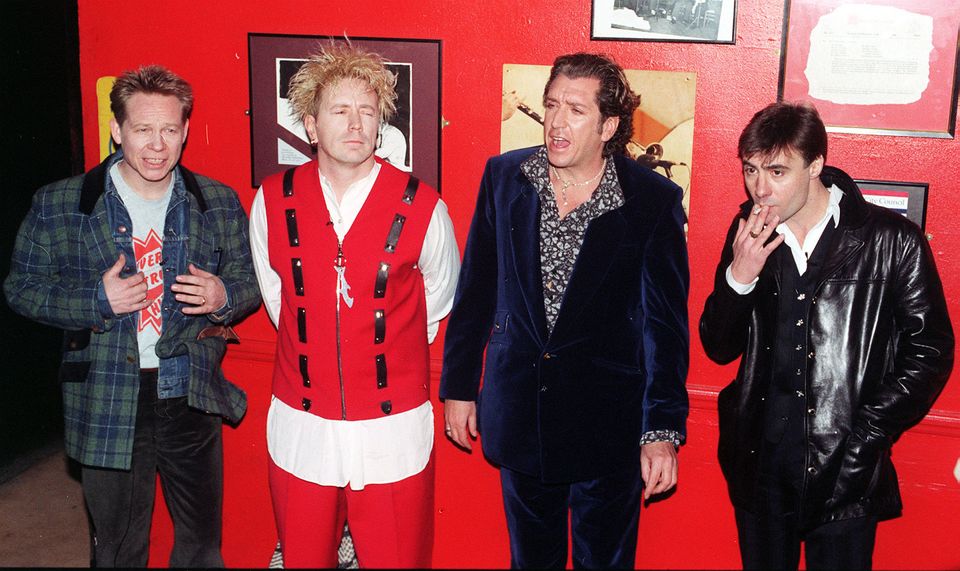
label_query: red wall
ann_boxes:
[76,0,960,568]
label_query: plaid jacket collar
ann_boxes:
[79,151,208,216]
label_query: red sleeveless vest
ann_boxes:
[262,159,438,420]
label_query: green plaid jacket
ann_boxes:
[4,153,260,469]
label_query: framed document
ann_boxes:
[857,179,929,229]
[779,0,960,137]
[591,0,737,44]
[248,34,441,189]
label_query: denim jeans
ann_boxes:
[81,370,224,567]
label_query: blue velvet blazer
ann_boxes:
[440,147,690,483]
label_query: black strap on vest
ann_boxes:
[297,307,307,343]
[291,258,305,295]
[285,209,300,247]
[282,167,296,197]
[374,309,386,344]
[374,262,390,298]
[384,214,406,254]
[376,354,388,389]
[299,355,311,388]
[401,175,420,205]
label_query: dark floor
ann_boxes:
[0,442,89,567]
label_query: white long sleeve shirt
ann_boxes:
[250,162,460,490]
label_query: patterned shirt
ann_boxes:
[520,147,683,448]
[521,147,623,332]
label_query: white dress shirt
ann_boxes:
[250,162,460,490]
[727,185,843,294]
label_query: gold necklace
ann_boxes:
[551,159,606,206]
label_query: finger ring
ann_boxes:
[749,230,760,239]
[445,426,452,433]
[200,296,206,305]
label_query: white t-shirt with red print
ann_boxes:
[110,164,173,369]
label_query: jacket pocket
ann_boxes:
[590,356,642,375]
[716,381,739,480]
[62,329,91,352]
[490,310,509,341]
[861,448,889,501]
[58,361,91,384]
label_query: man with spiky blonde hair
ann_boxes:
[250,41,459,568]
[286,43,399,127]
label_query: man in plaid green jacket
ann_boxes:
[4,65,260,567]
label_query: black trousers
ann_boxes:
[500,461,643,569]
[735,439,878,570]
[81,370,224,568]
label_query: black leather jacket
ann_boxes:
[700,166,954,529]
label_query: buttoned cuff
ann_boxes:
[95,280,116,319]
[640,429,683,449]
[208,291,232,323]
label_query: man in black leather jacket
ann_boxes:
[700,102,954,570]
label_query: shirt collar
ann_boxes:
[318,160,381,201]
[104,149,181,200]
[775,183,843,236]
[520,146,623,205]
[825,183,843,227]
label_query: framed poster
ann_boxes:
[857,179,928,229]
[591,0,737,44]
[248,34,441,189]
[779,0,960,137]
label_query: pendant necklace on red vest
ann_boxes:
[334,240,354,308]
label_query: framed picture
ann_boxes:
[248,34,441,189]
[857,179,928,229]
[779,0,960,137]
[591,0,737,44]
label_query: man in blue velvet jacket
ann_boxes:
[440,53,690,568]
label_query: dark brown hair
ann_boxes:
[544,53,640,157]
[738,101,827,165]
[110,65,193,125]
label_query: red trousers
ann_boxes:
[268,457,434,568]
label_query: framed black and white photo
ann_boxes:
[591,0,737,44]
[857,179,929,230]
[248,34,441,189]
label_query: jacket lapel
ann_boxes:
[817,169,868,285]
[81,197,119,271]
[508,174,549,345]
[79,158,121,272]
[549,155,630,343]
[817,225,865,287]
[549,208,627,343]
[164,169,207,336]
